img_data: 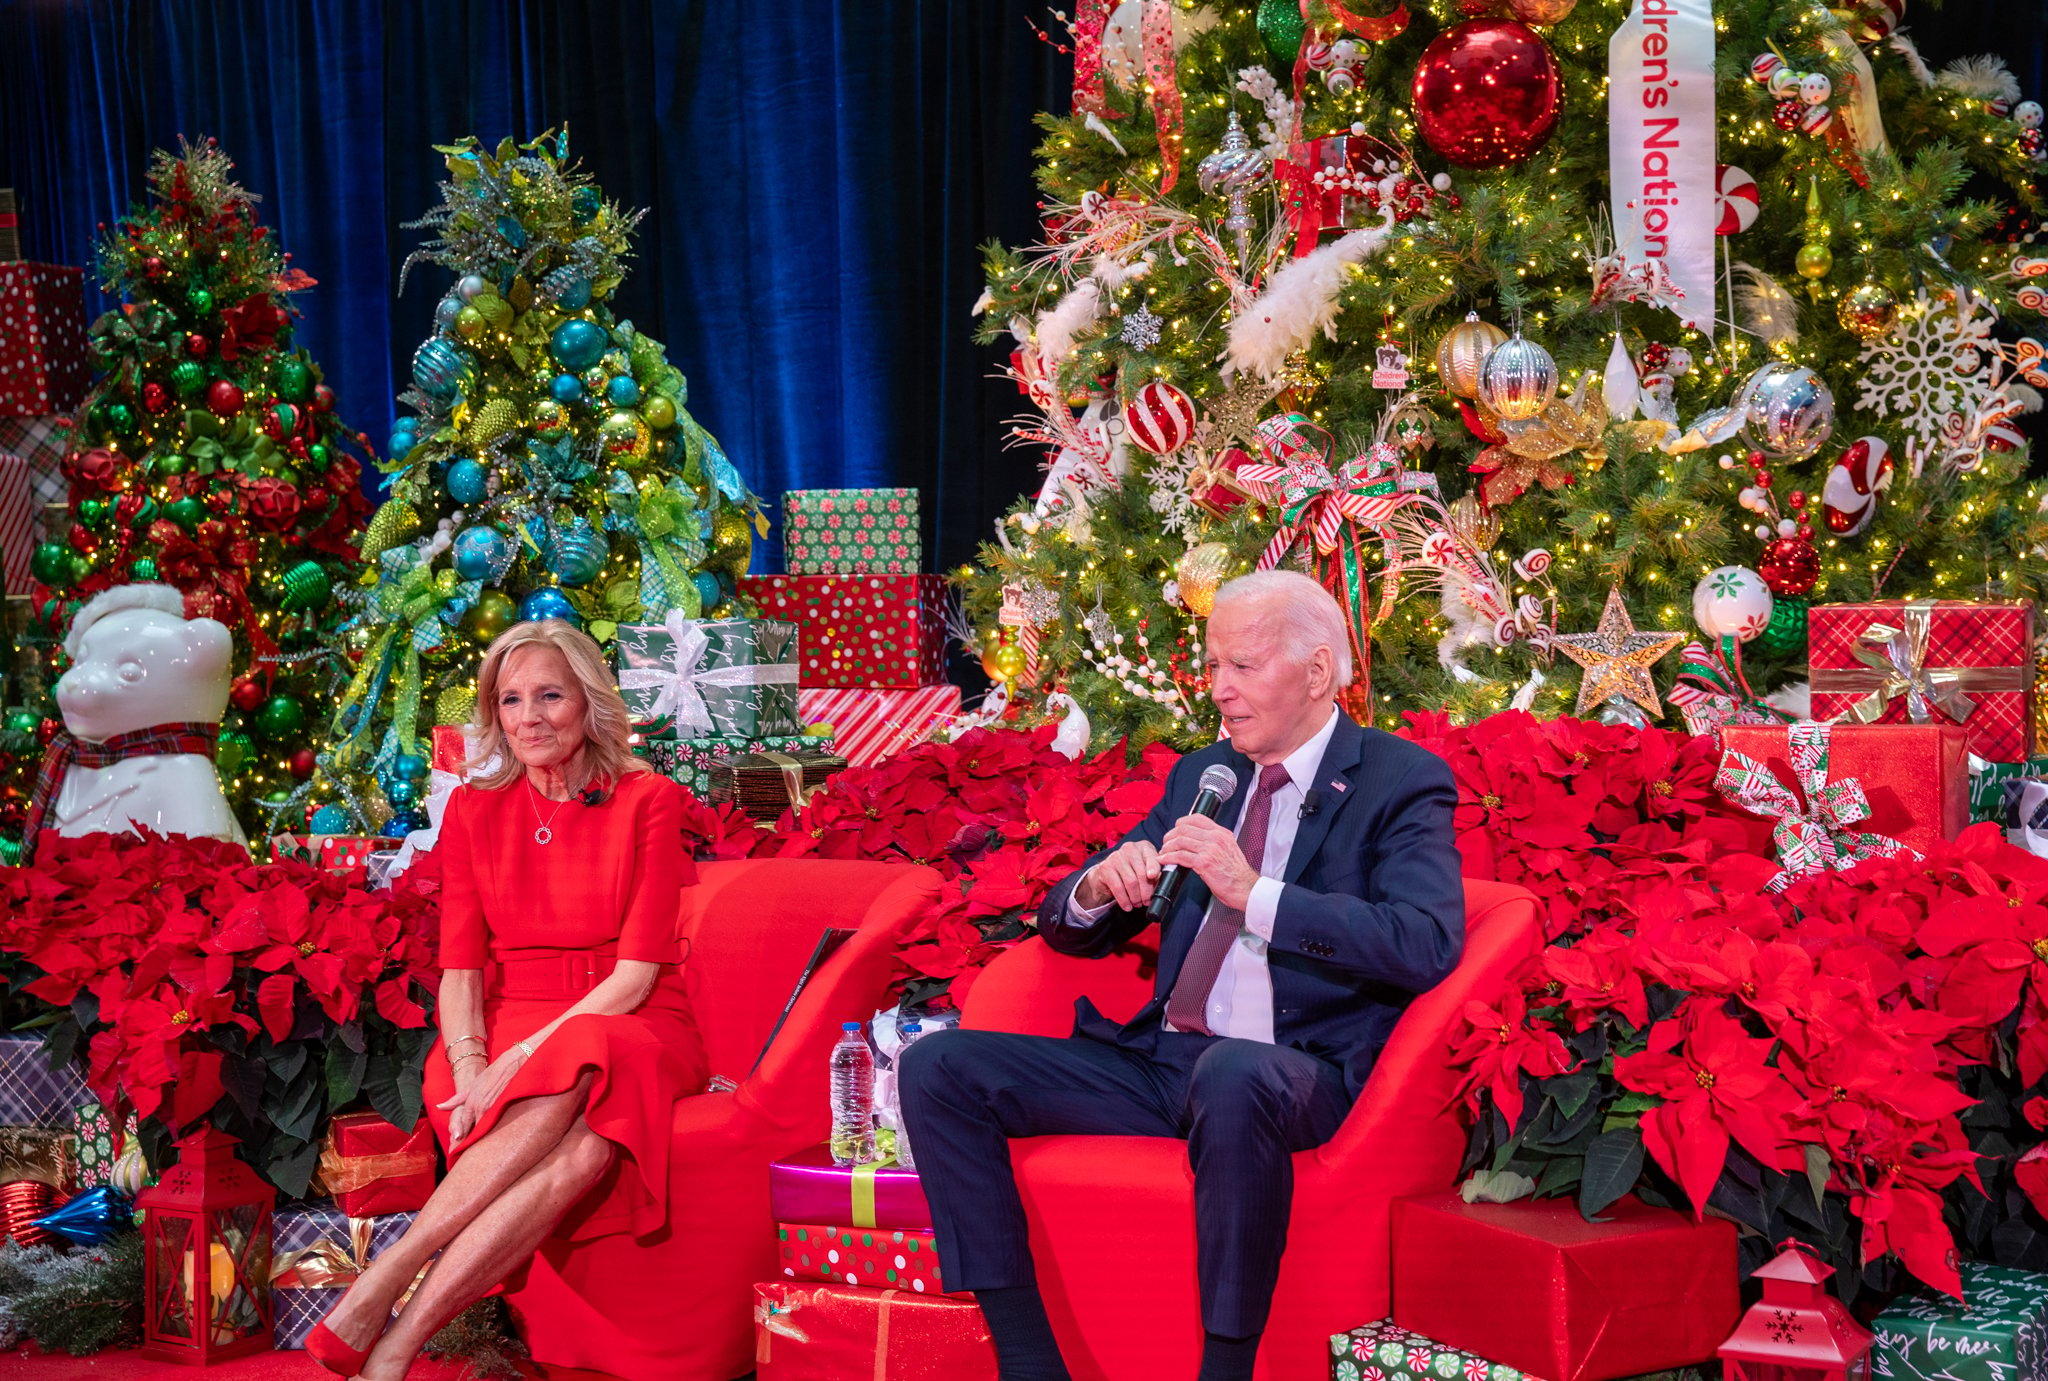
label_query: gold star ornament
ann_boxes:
[1551,587,1686,718]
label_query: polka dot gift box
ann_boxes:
[0,263,88,417]
[738,574,949,690]
[778,1223,970,1298]
[781,488,921,576]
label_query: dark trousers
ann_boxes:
[897,1025,1353,1339]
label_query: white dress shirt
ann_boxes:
[1068,705,1342,1043]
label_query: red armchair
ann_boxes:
[958,877,1543,1381]
[505,857,943,1381]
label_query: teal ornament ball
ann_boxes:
[412,338,476,401]
[452,524,512,581]
[550,320,609,372]
[607,374,642,407]
[446,458,490,504]
[385,779,420,810]
[1256,0,1306,63]
[434,295,464,328]
[382,812,427,838]
[548,517,610,586]
[550,373,585,404]
[545,266,592,311]
[1757,593,1810,658]
[309,804,352,833]
[572,187,601,224]
[693,571,721,609]
[388,421,418,459]
[518,587,581,627]
[393,752,430,784]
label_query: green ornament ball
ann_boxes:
[166,496,208,531]
[65,550,92,585]
[455,304,487,341]
[216,730,251,777]
[185,286,216,317]
[468,588,517,643]
[1757,594,1810,658]
[3,708,40,735]
[641,393,677,430]
[130,557,158,581]
[170,360,207,398]
[254,694,307,742]
[104,402,136,435]
[270,559,333,613]
[307,441,330,469]
[30,542,72,587]
[1256,0,1306,64]
[76,498,111,529]
[156,452,188,477]
[276,359,313,402]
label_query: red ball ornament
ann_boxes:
[1758,535,1820,595]
[289,749,317,780]
[1772,100,1802,131]
[1411,20,1562,168]
[141,381,172,414]
[36,718,59,747]
[206,379,245,419]
[142,255,167,281]
[66,524,96,554]
[230,677,265,713]
[186,333,210,359]
[311,384,336,413]
[1122,381,1199,455]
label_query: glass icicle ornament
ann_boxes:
[1197,112,1271,266]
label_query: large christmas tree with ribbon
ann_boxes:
[312,131,761,834]
[26,138,373,839]
[960,0,2048,748]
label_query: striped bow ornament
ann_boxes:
[1713,720,1916,893]
[1667,636,1794,737]
[605,470,704,620]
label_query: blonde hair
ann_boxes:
[466,619,648,792]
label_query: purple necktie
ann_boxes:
[1163,762,1291,1036]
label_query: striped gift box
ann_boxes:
[0,453,35,596]
[798,686,962,768]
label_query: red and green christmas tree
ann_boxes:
[28,138,373,837]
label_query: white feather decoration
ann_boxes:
[1936,55,2020,103]
[1603,333,1639,421]
[1889,33,1935,89]
[1032,279,1105,368]
[1732,262,1801,347]
[1220,216,1394,380]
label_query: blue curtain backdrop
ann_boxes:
[0,0,1068,577]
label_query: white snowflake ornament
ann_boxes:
[1855,287,2008,471]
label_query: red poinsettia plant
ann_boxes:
[0,829,438,1193]
[1425,711,2048,1304]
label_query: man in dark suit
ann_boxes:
[899,569,1465,1381]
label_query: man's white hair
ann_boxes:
[1210,568,1354,687]
[64,584,188,661]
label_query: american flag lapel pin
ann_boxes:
[1329,779,1348,793]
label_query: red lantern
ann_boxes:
[137,1125,275,1365]
[1718,1241,1872,1381]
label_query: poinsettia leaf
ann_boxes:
[221,1054,267,1120]
[325,1040,367,1109]
[1535,1155,1583,1197]
[269,1065,325,1144]
[264,1136,322,1201]
[1460,1168,1537,1204]
[1549,1071,1598,1121]
[1801,1143,1833,1212]
[1579,1126,1645,1219]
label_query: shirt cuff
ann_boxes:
[1066,867,1117,924]
[1244,877,1283,942]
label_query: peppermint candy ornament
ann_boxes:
[1123,381,1199,455]
[1716,165,1759,235]
[1750,53,1785,86]
[1692,565,1774,642]
[1848,0,1904,41]
[1820,436,1893,536]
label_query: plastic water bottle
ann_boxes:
[829,1022,877,1167]
[892,1023,925,1172]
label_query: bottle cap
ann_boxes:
[903,1023,923,1034]
[842,1022,861,1032]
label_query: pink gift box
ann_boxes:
[768,1144,931,1231]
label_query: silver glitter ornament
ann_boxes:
[1737,361,1835,459]
[1197,112,1272,266]
[1475,333,1559,423]
[1121,305,1163,350]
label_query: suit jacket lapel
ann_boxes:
[1283,714,1366,884]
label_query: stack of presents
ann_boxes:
[616,485,962,815]
[0,187,89,601]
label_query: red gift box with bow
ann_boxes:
[753,1280,994,1381]
[1391,1193,1739,1381]
[1718,721,1969,857]
[311,1111,436,1216]
[1808,598,2036,763]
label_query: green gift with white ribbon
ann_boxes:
[614,614,800,739]
[1871,1260,2048,1381]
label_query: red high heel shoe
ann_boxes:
[304,1318,376,1377]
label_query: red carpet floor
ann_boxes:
[0,1352,644,1381]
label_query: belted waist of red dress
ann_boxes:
[485,943,619,1000]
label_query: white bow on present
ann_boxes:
[615,612,797,739]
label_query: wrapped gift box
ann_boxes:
[0,416,73,514]
[1972,756,2048,825]
[778,1222,967,1298]
[0,1034,90,1127]
[0,189,17,261]
[0,263,88,416]
[267,834,401,880]
[1871,1260,2048,1381]
[714,748,849,820]
[0,453,33,595]
[0,1127,76,1192]
[1718,722,1970,855]
[615,616,800,739]
[754,1280,995,1381]
[739,574,948,689]
[270,1199,419,1349]
[1809,599,2036,762]
[1332,1320,1548,1381]
[636,730,837,801]
[312,1112,436,1217]
[1391,1193,1738,1381]
[797,685,962,768]
[769,1145,931,1231]
[782,488,921,575]
[70,1100,123,1189]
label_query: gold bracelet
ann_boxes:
[452,1051,487,1066]
[447,1035,486,1053]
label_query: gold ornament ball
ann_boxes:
[980,638,1010,680]
[1446,493,1502,550]
[1795,242,1834,282]
[711,508,752,568]
[1175,541,1233,617]
[1508,0,1576,20]
[1435,313,1508,400]
[1836,281,1900,341]
[468,588,517,642]
[598,409,653,466]
[991,642,1027,684]
[435,685,478,726]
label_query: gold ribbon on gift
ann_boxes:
[270,1218,431,1311]
[754,1291,812,1363]
[759,751,828,811]
[1809,599,2029,727]
[0,1129,76,1192]
[312,1144,436,1197]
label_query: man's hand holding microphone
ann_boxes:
[1072,765,1259,918]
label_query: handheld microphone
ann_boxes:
[1146,764,1241,924]
[1299,789,1321,819]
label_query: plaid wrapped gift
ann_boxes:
[1809,598,2037,762]
[0,263,88,416]
[0,1034,90,1127]
[636,731,836,800]
[738,575,948,689]
[1871,1260,2048,1381]
[1331,1320,1547,1381]
[269,1200,420,1349]
[778,1222,967,1298]
[0,416,72,513]
[2008,778,2048,857]
[0,1128,76,1192]
[797,685,961,767]
[714,748,849,821]
[782,489,921,575]
[615,614,800,739]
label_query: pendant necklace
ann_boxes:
[527,779,571,845]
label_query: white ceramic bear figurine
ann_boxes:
[46,585,246,848]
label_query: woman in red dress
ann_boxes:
[307,619,705,1379]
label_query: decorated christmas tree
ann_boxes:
[27,138,373,834]
[962,0,2048,747]
[314,131,761,833]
